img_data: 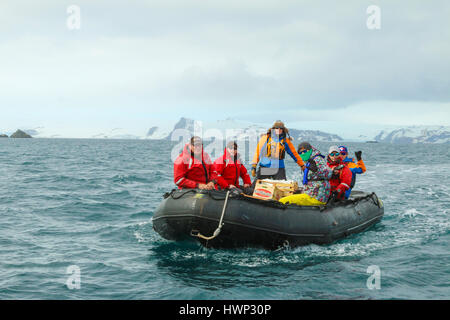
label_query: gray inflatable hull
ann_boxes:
[153,189,384,250]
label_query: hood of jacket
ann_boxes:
[180,143,211,164]
[310,147,322,159]
[221,148,242,165]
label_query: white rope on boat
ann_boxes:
[191,190,230,241]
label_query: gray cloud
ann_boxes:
[1,0,449,134]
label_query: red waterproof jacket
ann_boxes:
[327,158,353,200]
[173,143,220,189]
[213,149,252,189]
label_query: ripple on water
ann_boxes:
[0,140,449,299]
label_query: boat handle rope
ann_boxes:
[191,190,230,241]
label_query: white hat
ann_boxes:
[328,145,340,154]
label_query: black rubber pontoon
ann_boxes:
[153,189,384,250]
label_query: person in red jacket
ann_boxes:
[326,146,353,200]
[213,141,252,190]
[173,136,220,190]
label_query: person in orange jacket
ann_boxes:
[339,146,367,199]
[251,120,305,184]
[213,141,252,191]
[327,146,353,201]
[173,136,220,190]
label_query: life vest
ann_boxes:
[261,134,286,160]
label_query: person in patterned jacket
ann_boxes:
[297,142,333,204]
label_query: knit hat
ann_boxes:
[328,145,340,155]
[339,146,348,155]
[298,142,313,152]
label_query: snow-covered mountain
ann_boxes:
[146,118,267,141]
[288,129,343,143]
[22,127,62,139]
[374,126,450,144]
[15,122,450,144]
[91,128,141,139]
[17,118,343,141]
[21,127,142,139]
[146,126,172,140]
[146,117,344,142]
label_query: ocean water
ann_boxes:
[0,139,449,300]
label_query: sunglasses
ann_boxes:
[330,152,340,157]
[340,151,347,155]
[299,149,308,155]
[272,127,283,130]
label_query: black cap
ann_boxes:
[298,142,312,151]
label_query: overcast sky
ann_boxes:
[1,0,449,139]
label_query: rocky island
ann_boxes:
[10,130,32,138]
[0,134,8,138]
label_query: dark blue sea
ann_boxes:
[0,139,449,299]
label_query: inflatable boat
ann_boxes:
[152,189,384,250]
